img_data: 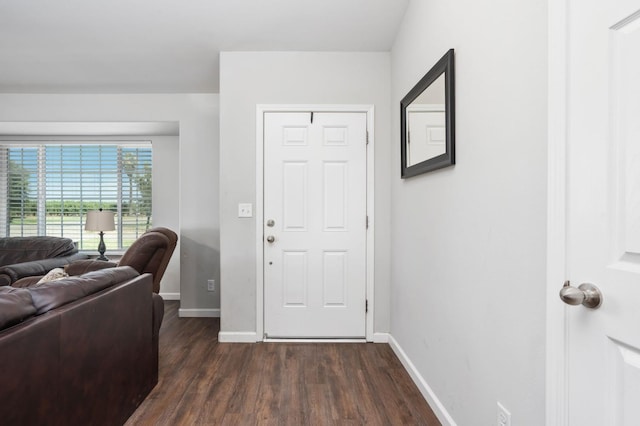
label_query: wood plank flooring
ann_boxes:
[126,301,441,425]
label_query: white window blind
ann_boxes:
[0,142,152,250]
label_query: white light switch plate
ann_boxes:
[238,203,253,218]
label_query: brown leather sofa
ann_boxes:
[0,236,88,286]
[0,266,164,426]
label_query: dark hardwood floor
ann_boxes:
[126,301,441,425]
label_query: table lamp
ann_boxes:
[85,209,115,261]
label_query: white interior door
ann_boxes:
[263,112,367,338]
[562,0,640,423]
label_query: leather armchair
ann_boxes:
[14,228,177,293]
[66,227,177,293]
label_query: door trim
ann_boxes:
[547,0,569,423]
[255,104,375,342]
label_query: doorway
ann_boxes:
[255,105,375,341]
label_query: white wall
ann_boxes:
[389,1,547,424]
[152,135,180,297]
[0,94,220,312]
[219,52,391,336]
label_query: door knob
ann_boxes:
[266,219,275,227]
[559,280,602,309]
[266,235,275,243]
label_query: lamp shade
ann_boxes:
[85,210,115,232]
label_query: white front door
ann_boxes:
[263,112,367,338]
[559,0,640,423]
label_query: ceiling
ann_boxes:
[0,0,409,93]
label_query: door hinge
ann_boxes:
[366,299,369,313]
[366,130,369,145]
[366,215,369,229]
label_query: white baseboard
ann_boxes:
[372,332,390,343]
[218,331,258,343]
[178,308,220,318]
[388,335,457,426]
[159,292,180,300]
[265,338,366,343]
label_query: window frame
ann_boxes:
[0,137,153,252]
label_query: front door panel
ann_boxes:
[263,112,367,338]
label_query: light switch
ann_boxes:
[238,203,253,218]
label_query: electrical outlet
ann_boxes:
[207,279,215,292]
[497,402,511,426]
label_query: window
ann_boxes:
[0,142,152,250]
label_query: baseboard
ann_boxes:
[372,332,390,343]
[265,338,366,343]
[178,308,220,318]
[159,292,180,300]
[218,331,258,343]
[388,335,457,426]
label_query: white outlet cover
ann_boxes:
[238,203,253,218]
[497,402,511,426]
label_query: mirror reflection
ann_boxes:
[406,73,446,166]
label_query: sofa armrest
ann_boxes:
[0,253,89,286]
[64,259,118,276]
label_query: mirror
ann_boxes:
[401,49,455,178]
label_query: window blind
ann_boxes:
[0,142,152,250]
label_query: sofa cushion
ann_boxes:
[29,266,140,315]
[0,236,78,267]
[29,280,85,315]
[0,287,36,330]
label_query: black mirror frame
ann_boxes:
[401,49,455,178]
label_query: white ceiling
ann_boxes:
[0,0,409,93]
